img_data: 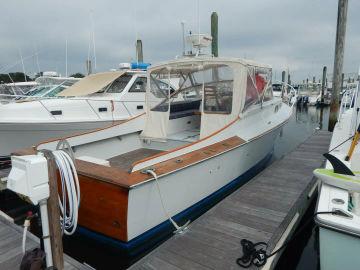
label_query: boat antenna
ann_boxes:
[134,2,139,63]
[90,10,97,72]
[181,21,186,56]
[65,37,68,77]
[18,48,27,82]
[35,43,41,74]
[197,0,201,54]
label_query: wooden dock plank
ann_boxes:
[129,131,331,270]
[0,213,89,270]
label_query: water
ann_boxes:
[0,104,330,269]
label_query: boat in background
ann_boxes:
[0,72,80,104]
[24,46,293,254]
[314,78,360,270]
[0,63,164,157]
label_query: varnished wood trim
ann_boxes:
[77,174,129,241]
[75,136,246,189]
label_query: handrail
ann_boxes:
[274,80,298,108]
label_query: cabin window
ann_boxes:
[149,72,172,112]
[148,64,233,116]
[104,74,132,93]
[202,65,233,114]
[244,67,272,110]
[129,77,147,93]
[46,85,66,97]
[262,84,273,102]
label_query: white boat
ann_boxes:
[0,67,154,156]
[0,74,80,103]
[28,55,293,253]
[314,80,360,270]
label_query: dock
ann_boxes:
[0,212,89,270]
[129,130,331,270]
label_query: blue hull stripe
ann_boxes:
[77,150,273,255]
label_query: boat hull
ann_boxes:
[75,123,282,254]
[0,121,116,156]
[319,227,360,270]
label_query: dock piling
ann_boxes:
[281,71,286,98]
[136,39,143,63]
[211,12,218,57]
[321,66,327,104]
[43,151,64,270]
[329,0,348,131]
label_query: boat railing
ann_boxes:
[274,80,298,108]
[338,82,359,128]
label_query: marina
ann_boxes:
[0,0,359,269]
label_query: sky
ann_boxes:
[0,0,359,83]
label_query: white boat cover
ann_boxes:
[141,58,257,140]
[58,71,125,97]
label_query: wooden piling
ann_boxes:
[211,12,218,57]
[287,73,291,87]
[341,72,345,92]
[329,0,348,131]
[136,40,143,63]
[43,151,64,270]
[321,66,327,104]
[281,71,286,97]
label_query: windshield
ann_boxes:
[149,63,233,115]
[25,86,53,97]
[44,85,66,97]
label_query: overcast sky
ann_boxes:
[1,0,359,82]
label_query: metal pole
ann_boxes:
[211,12,218,57]
[329,0,348,131]
[321,66,327,104]
[181,21,186,56]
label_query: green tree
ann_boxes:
[70,73,85,78]
[0,72,32,83]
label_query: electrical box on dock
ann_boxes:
[7,155,49,205]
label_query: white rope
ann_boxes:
[52,150,80,235]
[22,219,30,254]
[146,169,181,230]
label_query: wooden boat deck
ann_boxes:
[108,148,164,171]
[129,130,331,270]
[0,212,89,270]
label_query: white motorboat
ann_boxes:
[0,74,80,103]
[0,66,157,156]
[27,54,293,253]
[314,80,360,270]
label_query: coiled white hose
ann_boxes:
[52,150,80,235]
